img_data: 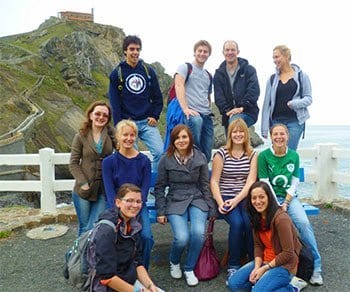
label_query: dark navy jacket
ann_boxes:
[214,57,260,127]
[94,208,143,288]
[108,60,163,126]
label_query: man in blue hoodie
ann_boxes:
[214,40,260,134]
[109,35,164,171]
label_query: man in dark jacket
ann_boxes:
[214,40,260,133]
[109,35,164,171]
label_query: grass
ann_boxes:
[0,230,12,239]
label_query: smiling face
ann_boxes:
[223,40,240,64]
[174,129,190,153]
[271,125,289,148]
[125,43,141,67]
[117,125,136,150]
[273,48,290,71]
[251,187,269,216]
[89,105,110,129]
[230,126,246,145]
[194,45,211,66]
[116,191,142,221]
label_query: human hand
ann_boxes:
[147,117,157,126]
[281,202,288,212]
[183,108,199,119]
[80,183,90,191]
[157,216,167,225]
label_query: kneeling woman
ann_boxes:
[93,183,160,292]
[155,124,217,287]
[228,181,301,291]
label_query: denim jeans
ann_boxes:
[228,260,294,291]
[184,113,214,162]
[229,113,255,128]
[272,119,304,150]
[221,197,254,269]
[277,196,322,273]
[72,192,106,236]
[135,118,164,172]
[167,206,208,271]
[138,203,154,270]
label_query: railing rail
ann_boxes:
[1,144,349,215]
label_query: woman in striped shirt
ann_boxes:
[210,118,257,283]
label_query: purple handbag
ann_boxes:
[194,220,220,280]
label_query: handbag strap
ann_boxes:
[207,219,215,234]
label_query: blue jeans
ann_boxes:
[221,197,254,269]
[229,113,255,128]
[135,118,164,172]
[72,192,106,236]
[228,260,294,291]
[167,206,208,271]
[277,196,322,273]
[272,119,304,150]
[184,113,214,162]
[138,203,154,270]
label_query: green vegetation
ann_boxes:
[0,230,12,239]
[324,202,334,209]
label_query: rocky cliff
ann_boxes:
[0,16,262,155]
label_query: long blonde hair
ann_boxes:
[225,118,253,157]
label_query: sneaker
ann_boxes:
[184,270,199,286]
[225,268,237,286]
[310,271,323,285]
[169,262,182,279]
[291,276,308,290]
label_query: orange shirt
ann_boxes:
[259,229,276,262]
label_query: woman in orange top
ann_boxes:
[228,181,301,291]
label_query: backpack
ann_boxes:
[167,62,213,104]
[63,219,117,291]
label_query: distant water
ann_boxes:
[255,124,350,199]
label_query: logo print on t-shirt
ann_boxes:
[125,74,146,94]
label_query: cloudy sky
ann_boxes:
[1,0,349,125]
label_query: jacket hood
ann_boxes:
[275,63,301,75]
[217,57,249,73]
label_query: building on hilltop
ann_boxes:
[58,8,94,22]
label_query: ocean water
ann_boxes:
[255,125,350,199]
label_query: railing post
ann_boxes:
[39,148,57,214]
[314,143,338,202]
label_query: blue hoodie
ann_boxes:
[108,60,163,125]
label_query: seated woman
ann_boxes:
[102,119,153,270]
[93,183,160,292]
[154,124,217,287]
[258,123,323,285]
[228,181,302,291]
[210,118,257,282]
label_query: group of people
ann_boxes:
[67,34,320,291]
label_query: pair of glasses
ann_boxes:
[93,112,109,118]
[121,198,142,205]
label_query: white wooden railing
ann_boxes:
[0,144,350,215]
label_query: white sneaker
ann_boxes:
[169,262,182,279]
[184,270,199,286]
[310,271,323,285]
[291,276,308,290]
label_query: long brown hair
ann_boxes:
[225,118,253,157]
[166,124,194,157]
[79,101,112,136]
